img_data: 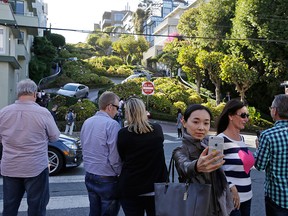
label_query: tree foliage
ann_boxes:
[220,55,258,101]
[195,0,236,51]
[46,33,66,48]
[29,37,57,83]
[86,33,112,56]
[112,35,149,65]
[177,44,204,93]
[132,8,149,34]
[196,50,224,105]
[177,7,200,38]
[230,0,288,79]
[158,39,183,77]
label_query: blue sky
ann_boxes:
[44,0,138,44]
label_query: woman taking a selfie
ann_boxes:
[216,99,255,216]
[173,104,234,216]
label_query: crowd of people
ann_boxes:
[0,78,287,216]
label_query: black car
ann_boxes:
[48,133,83,175]
[0,134,83,176]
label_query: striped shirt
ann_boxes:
[218,133,254,203]
[254,120,288,209]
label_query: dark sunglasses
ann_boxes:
[237,113,249,119]
[111,104,119,110]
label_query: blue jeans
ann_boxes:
[2,168,49,216]
[85,172,120,216]
[230,199,251,216]
[121,196,156,216]
[265,196,288,216]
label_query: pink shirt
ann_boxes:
[0,100,60,177]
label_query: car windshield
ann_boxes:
[63,84,77,91]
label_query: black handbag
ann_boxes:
[154,157,211,216]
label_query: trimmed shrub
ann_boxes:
[171,101,187,116]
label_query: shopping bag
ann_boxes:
[154,158,211,216]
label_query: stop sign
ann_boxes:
[142,81,154,95]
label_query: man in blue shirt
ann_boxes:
[80,91,122,216]
[255,94,288,216]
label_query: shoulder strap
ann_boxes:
[167,157,175,183]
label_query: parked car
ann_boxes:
[57,83,89,98]
[121,72,152,84]
[0,133,83,176]
[48,133,83,175]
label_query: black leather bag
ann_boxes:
[154,158,211,216]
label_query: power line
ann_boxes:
[1,22,288,44]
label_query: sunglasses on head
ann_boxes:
[237,113,249,119]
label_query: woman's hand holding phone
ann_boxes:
[196,147,225,173]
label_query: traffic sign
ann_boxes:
[142,81,154,95]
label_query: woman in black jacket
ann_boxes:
[117,97,168,216]
[173,104,234,216]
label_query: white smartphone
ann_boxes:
[208,136,224,163]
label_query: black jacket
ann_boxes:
[172,130,234,216]
[117,123,168,198]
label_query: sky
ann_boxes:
[44,0,139,44]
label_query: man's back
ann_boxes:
[255,120,288,202]
[254,94,288,215]
[0,78,61,216]
[80,91,122,216]
[0,100,60,177]
[80,111,122,176]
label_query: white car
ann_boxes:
[57,83,89,98]
[121,72,151,84]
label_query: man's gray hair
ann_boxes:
[17,79,38,97]
[272,94,288,119]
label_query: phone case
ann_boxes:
[208,136,224,163]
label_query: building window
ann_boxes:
[0,29,4,53]
[8,0,24,15]
[114,13,124,22]
[18,31,24,44]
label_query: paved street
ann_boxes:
[0,120,265,216]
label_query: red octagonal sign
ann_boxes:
[142,81,154,95]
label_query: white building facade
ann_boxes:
[0,0,47,109]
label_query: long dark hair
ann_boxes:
[216,99,246,134]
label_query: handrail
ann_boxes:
[38,63,62,90]
[177,75,215,99]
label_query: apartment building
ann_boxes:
[101,10,130,30]
[143,0,204,69]
[0,0,46,109]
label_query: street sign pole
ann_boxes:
[142,81,155,112]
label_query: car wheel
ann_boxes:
[85,92,89,98]
[48,148,64,175]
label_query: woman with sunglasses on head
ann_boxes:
[117,97,168,216]
[173,104,234,216]
[216,99,255,216]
